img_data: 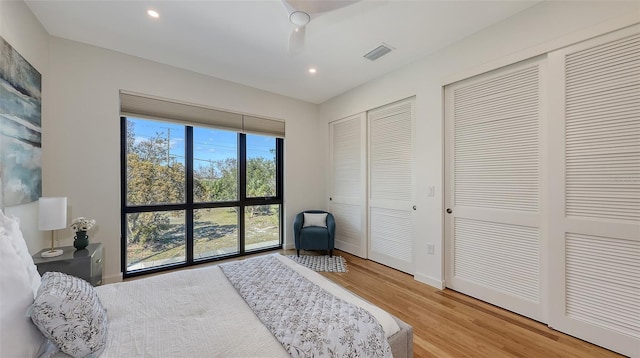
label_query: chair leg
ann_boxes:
[329,249,333,258]
[296,249,300,257]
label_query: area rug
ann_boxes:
[286,255,347,273]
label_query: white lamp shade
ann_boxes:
[38,197,67,230]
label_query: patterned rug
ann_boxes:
[286,255,347,273]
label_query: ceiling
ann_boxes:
[26,0,541,104]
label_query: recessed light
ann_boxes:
[147,10,159,18]
[308,68,317,74]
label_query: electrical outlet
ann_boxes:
[428,186,435,197]
[427,244,434,255]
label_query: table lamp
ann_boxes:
[39,197,67,258]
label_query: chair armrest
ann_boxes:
[326,213,336,246]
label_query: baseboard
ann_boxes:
[414,272,445,290]
[103,273,123,284]
[284,243,295,250]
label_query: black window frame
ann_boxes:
[120,116,284,278]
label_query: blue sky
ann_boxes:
[129,117,274,169]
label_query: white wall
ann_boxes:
[319,1,640,289]
[43,37,322,283]
[0,0,50,254]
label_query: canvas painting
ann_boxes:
[0,35,42,207]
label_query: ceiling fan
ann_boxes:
[281,0,359,55]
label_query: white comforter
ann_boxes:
[91,254,399,357]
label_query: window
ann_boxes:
[121,117,283,276]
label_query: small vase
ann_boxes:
[74,231,89,250]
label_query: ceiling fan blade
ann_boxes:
[281,0,296,14]
[288,25,305,55]
[283,0,357,55]
[285,0,360,14]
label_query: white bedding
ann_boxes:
[90,254,399,357]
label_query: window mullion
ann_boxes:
[277,138,284,246]
[239,133,246,255]
[186,126,194,264]
[120,117,128,276]
[277,138,284,201]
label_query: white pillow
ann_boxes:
[303,213,328,228]
[0,211,41,298]
[30,272,108,358]
[0,229,48,358]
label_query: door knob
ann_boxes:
[446,208,452,214]
[413,205,417,210]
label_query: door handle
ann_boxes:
[446,208,452,214]
[413,205,417,210]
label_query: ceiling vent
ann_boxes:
[363,44,393,61]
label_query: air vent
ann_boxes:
[364,44,392,61]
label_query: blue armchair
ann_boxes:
[293,210,336,257]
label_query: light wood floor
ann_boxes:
[303,249,622,358]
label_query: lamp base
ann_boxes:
[41,249,63,258]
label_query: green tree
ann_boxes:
[246,156,276,217]
[126,120,184,245]
[194,158,238,202]
[247,157,275,196]
[126,120,136,154]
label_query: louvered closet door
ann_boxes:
[547,26,640,357]
[368,98,415,274]
[329,113,367,258]
[444,58,546,322]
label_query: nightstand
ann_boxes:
[32,243,103,286]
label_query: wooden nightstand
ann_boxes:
[32,243,103,286]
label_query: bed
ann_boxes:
[0,211,413,358]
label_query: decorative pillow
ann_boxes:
[0,230,48,358]
[30,272,108,358]
[0,210,41,297]
[303,213,328,228]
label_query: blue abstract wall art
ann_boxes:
[0,35,42,207]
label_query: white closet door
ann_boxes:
[329,113,367,258]
[444,58,547,322]
[368,98,415,274]
[548,26,640,357]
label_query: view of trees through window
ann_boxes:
[122,117,282,274]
